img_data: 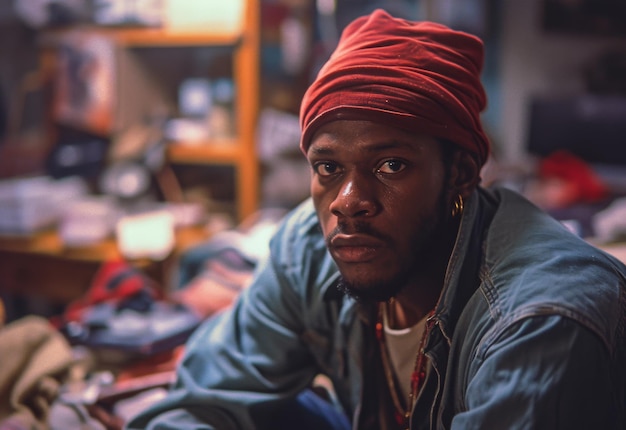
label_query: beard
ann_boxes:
[334,190,450,304]
[336,267,412,303]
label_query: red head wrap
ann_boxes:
[299,9,490,166]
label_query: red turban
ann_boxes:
[299,9,490,166]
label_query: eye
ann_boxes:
[377,159,406,174]
[313,161,341,177]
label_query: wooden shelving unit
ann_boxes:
[40,0,261,222]
[0,2,262,312]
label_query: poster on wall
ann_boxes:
[54,32,115,135]
[53,30,172,136]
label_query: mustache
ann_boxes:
[325,221,389,244]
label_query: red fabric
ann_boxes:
[60,260,162,324]
[539,150,609,203]
[300,9,490,166]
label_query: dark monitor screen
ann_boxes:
[543,0,626,37]
[526,95,626,166]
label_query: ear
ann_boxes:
[447,150,481,199]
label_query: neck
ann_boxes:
[386,284,439,329]
[388,214,461,329]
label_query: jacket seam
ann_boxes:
[476,302,612,363]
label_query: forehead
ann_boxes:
[307,120,441,157]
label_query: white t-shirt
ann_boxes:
[382,306,430,408]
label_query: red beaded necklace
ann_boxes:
[376,303,436,430]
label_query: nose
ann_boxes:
[329,174,378,218]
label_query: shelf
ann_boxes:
[41,26,245,48]
[3,1,260,311]
[0,225,212,305]
[37,0,260,222]
[166,140,243,164]
[0,225,211,264]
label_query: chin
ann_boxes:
[336,275,403,304]
[334,257,414,303]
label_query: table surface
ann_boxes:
[0,224,212,264]
[0,225,213,309]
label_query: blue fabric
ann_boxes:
[127,186,626,430]
[271,390,351,430]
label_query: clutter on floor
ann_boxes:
[0,207,287,429]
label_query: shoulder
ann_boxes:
[481,186,626,290]
[478,187,626,348]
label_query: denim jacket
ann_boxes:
[127,187,626,430]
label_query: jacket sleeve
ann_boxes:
[125,206,325,430]
[451,314,617,430]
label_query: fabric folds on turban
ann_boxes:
[299,9,490,166]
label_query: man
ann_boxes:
[127,9,626,430]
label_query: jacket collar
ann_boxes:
[433,188,494,343]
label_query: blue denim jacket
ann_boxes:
[127,187,626,429]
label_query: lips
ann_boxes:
[329,234,385,263]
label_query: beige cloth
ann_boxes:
[0,316,74,429]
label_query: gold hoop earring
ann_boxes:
[451,194,464,218]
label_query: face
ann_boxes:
[307,120,453,303]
